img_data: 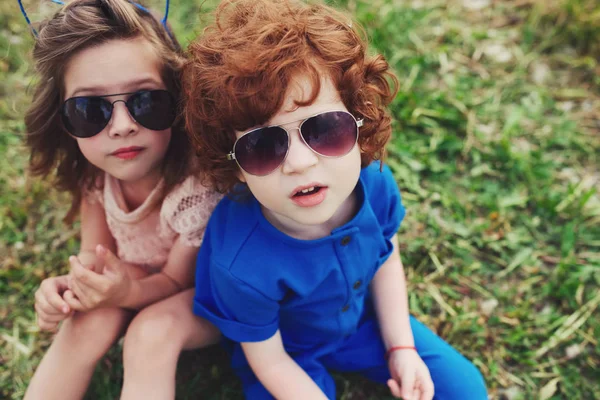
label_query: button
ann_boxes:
[340,236,351,246]
[341,304,350,312]
[353,280,362,290]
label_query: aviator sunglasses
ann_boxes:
[61,90,176,138]
[228,110,363,176]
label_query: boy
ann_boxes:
[184,1,488,398]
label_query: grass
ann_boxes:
[1,0,599,399]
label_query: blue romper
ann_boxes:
[194,163,487,399]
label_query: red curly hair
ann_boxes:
[183,0,398,194]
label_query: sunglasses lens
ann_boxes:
[62,97,112,138]
[235,127,288,176]
[301,111,358,157]
[127,90,176,131]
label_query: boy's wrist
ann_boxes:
[385,345,417,360]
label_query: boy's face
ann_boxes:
[236,74,362,239]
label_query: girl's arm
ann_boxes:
[241,331,329,400]
[78,197,150,279]
[67,192,199,310]
[67,237,197,311]
[35,196,117,329]
[118,238,198,309]
[371,234,414,349]
[78,195,117,268]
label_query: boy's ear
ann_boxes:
[236,170,246,183]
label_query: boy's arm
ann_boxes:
[371,234,414,349]
[241,331,329,400]
[372,235,435,399]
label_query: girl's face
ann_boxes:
[63,37,172,187]
[236,74,362,240]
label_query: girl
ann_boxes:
[21,1,221,399]
[183,0,489,399]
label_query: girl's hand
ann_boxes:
[34,275,73,331]
[387,349,434,400]
[65,245,132,311]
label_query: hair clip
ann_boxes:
[17,0,37,36]
[18,0,172,38]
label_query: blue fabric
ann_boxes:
[237,317,488,400]
[194,162,487,399]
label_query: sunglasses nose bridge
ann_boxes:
[282,127,318,174]
[106,99,137,137]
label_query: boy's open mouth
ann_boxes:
[293,186,323,197]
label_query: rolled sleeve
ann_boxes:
[194,261,279,343]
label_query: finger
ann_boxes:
[420,373,434,400]
[96,245,122,274]
[64,289,86,311]
[35,303,66,322]
[70,256,109,291]
[37,315,59,331]
[412,388,422,400]
[401,370,416,400]
[68,276,93,308]
[35,288,63,316]
[42,284,71,314]
[387,379,403,398]
[69,278,101,310]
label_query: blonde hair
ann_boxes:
[25,0,190,222]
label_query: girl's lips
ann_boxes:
[291,187,328,207]
[111,147,144,160]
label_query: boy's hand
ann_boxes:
[65,245,132,311]
[34,275,73,331]
[387,349,434,400]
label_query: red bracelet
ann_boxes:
[385,345,417,360]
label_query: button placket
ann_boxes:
[333,229,359,327]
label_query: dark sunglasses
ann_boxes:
[227,110,363,176]
[61,90,176,138]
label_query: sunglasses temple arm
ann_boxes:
[17,0,38,37]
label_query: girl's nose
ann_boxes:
[106,101,138,138]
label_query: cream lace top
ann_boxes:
[89,173,222,272]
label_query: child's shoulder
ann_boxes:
[160,175,224,246]
[161,175,222,216]
[360,161,406,236]
[360,161,398,196]
[205,196,297,269]
[204,194,262,255]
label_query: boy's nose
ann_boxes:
[281,129,318,175]
[106,101,138,138]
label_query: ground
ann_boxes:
[1,0,598,399]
